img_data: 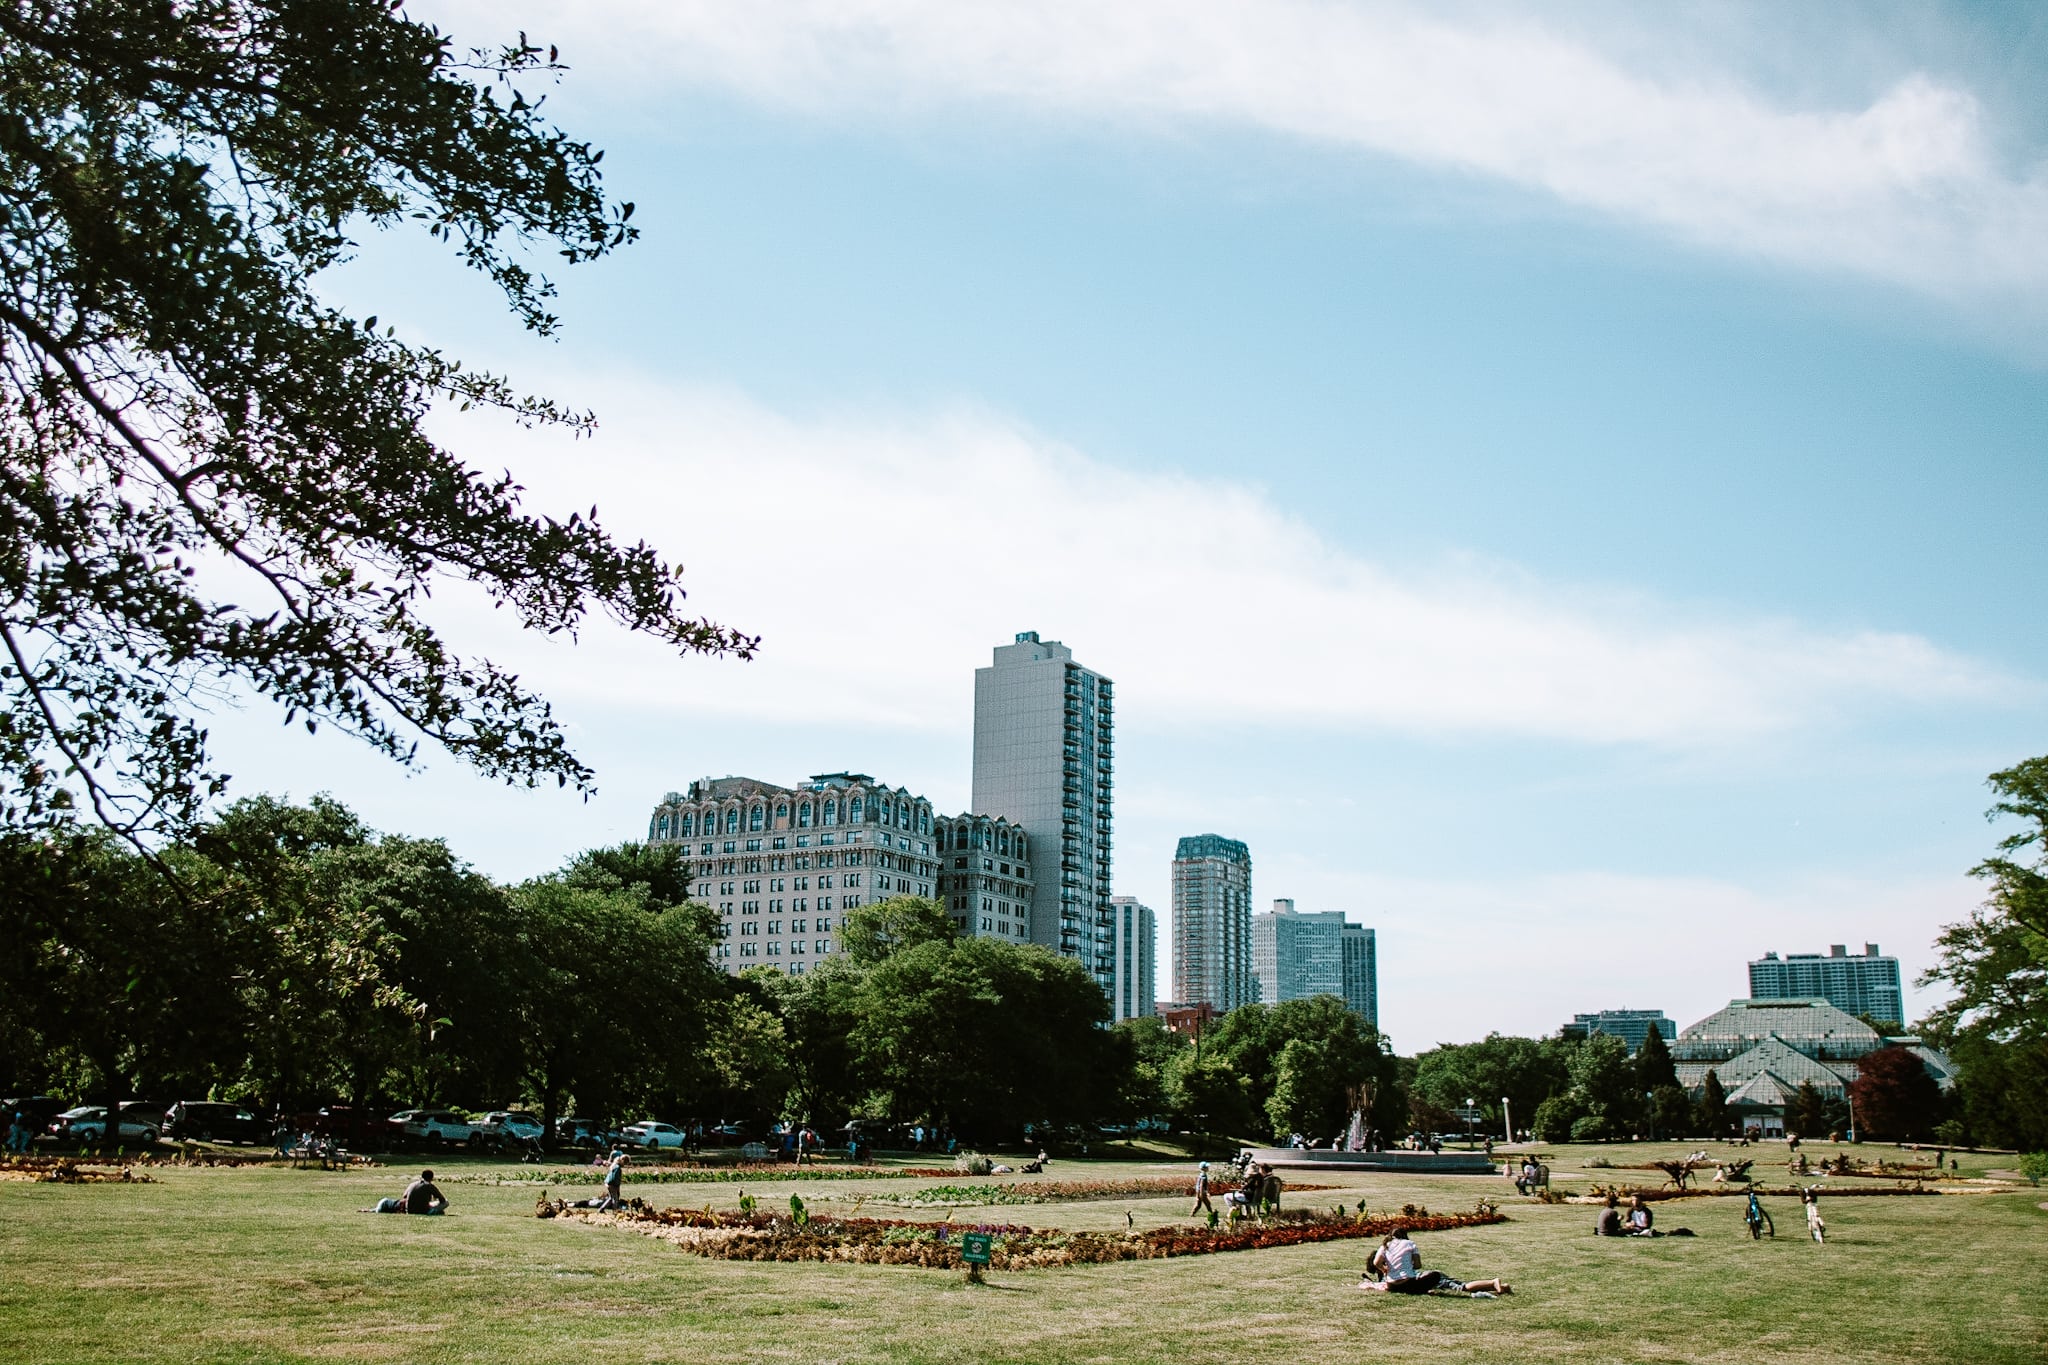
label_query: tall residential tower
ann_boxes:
[1172,834,1254,1012]
[971,633,1115,991]
[1749,945,1903,1027]
[1107,896,1157,1021]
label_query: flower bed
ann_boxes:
[860,1177,1338,1206]
[1577,1182,1939,1203]
[457,1164,955,1186]
[542,1196,1507,1270]
[0,1157,157,1184]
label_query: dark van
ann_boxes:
[163,1101,268,1145]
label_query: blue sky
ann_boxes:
[209,1,2045,1049]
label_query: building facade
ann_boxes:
[1251,899,1377,1026]
[933,814,1035,942]
[647,773,938,975]
[971,632,1115,991]
[1107,896,1157,1022]
[1341,923,1379,1029]
[1563,1009,1675,1054]
[1172,834,1254,1012]
[1672,998,1953,1137]
[1749,944,1904,1026]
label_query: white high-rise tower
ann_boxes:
[972,632,1115,991]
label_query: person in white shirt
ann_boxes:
[1361,1230,1511,1296]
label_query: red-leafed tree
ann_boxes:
[1850,1045,1943,1141]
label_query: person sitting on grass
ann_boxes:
[1626,1194,1655,1236]
[368,1169,447,1215]
[1596,1193,1625,1236]
[1359,1229,1511,1296]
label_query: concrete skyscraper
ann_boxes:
[1107,895,1157,1022]
[1253,899,1378,1026]
[1749,944,1904,1026]
[1172,834,1254,1012]
[971,632,1115,990]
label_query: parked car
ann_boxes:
[163,1101,268,1145]
[619,1119,688,1151]
[49,1103,164,1144]
[554,1117,613,1149]
[395,1110,480,1147]
[478,1111,545,1146]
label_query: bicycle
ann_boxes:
[1744,1190,1774,1240]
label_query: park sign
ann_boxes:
[960,1232,993,1266]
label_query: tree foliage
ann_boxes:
[1697,1069,1729,1137]
[1921,755,2048,1149]
[0,0,751,840]
[1634,1025,1678,1092]
[1410,1032,1573,1134]
[1849,1045,1943,1142]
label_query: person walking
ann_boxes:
[1802,1188,1826,1244]
[1190,1161,1214,1218]
[599,1150,627,1210]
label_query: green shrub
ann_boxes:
[2019,1152,2048,1187]
[1531,1094,1587,1144]
[1570,1115,1617,1143]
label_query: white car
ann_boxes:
[619,1120,687,1151]
[397,1110,480,1146]
[480,1111,545,1142]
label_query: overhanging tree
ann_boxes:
[0,0,751,840]
[1921,755,2048,1150]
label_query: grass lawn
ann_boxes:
[1,1140,2043,1364]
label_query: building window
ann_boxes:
[799,801,812,827]
[823,800,838,825]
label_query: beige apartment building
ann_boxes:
[647,772,938,975]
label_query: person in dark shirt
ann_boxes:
[370,1169,447,1214]
[1595,1193,1624,1236]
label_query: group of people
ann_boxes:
[4,1111,34,1153]
[1594,1193,1693,1238]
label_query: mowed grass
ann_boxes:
[1,1141,2043,1364]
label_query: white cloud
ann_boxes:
[433,0,2048,317]
[427,380,2009,748]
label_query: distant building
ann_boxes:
[1252,899,1378,1026]
[933,813,1034,942]
[1107,896,1157,1022]
[972,633,1115,991]
[1672,998,1954,1137]
[1749,944,1904,1026]
[648,773,938,975]
[1159,1001,1219,1038]
[1342,923,1379,1030]
[1562,1009,1675,1054]
[1172,834,1254,1012]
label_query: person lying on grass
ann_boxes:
[366,1169,447,1215]
[1358,1229,1511,1296]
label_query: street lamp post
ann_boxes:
[1502,1097,1513,1146]
[1465,1098,1476,1149]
